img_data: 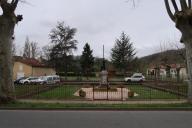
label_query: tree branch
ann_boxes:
[171,0,179,12]
[189,0,191,8]
[180,0,188,10]
[16,14,23,23]
[164,0,175,22]
[11,0,19,11]
[0,0,8,6]
[11,0,15,4]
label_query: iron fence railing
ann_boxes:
[14,81,187,101]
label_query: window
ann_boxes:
[133,76,142,78]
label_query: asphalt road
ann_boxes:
[0,110,192,128]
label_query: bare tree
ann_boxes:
[159,42,170,64]
[42,45,51,61]
[23,37,40,59]
[0,0,22,102]
[169,41,186,61]
[23,37,31,58]
[164,0,192,102]
[31,42,39,59]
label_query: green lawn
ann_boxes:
[15,85,42,97]
[32,85,80,99]
[60,76,124,81]
[61,77,99,81]
[128,85,184,99]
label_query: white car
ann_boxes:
[125,73,145,83]
[32,78,45,84]
[39,75,60,85]
[20,77,42,84]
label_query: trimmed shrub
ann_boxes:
[79,89,86,97]
[128,91,134,98]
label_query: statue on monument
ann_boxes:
[100,45,109,87]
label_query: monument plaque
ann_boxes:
[100,70,108,86]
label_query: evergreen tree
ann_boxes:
[111,32,136,74]
[80,43,94,79]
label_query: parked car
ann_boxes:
[20,77,40,84]
[14,77,27,85]
[52,75,60,83]
[39,75,60,85]
[32,78,46,85]
[125,73,145,83]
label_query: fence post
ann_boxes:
[93,84,94,100]
[107,85,109,100]
[121,86,123,101]
[150,86,152,101]
[177,85,180,100]
[27,84,29,98]
[37,85,40,99]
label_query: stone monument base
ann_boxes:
[100,70,109,87]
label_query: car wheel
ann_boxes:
[127,80,131,83]
[24,82,28,85]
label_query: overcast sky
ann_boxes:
[13,0,182,58]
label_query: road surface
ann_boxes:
[0,110,192,128]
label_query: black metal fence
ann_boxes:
[14,81,187,101]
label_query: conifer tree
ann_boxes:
[80,43,94,79]
[111,32,136,74]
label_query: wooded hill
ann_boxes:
[139,49,186,66]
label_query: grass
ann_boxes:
[15,85,41,97]
[61,77,99,81]
[1,101,192,110]
[60,76,124,81]
[32,85,80,99]
[128,85,184,99]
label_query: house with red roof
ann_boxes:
[13,56,56,80]
[146,64,187,80]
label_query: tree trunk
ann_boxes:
[64,62,68,80]
[164,0,192,103]
[0,15,15,102]
[185,42,192,102]
[176,68,181,82]
[86,70,89,80]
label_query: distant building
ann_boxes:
[147,64,187,80]
[13,56,56,80]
